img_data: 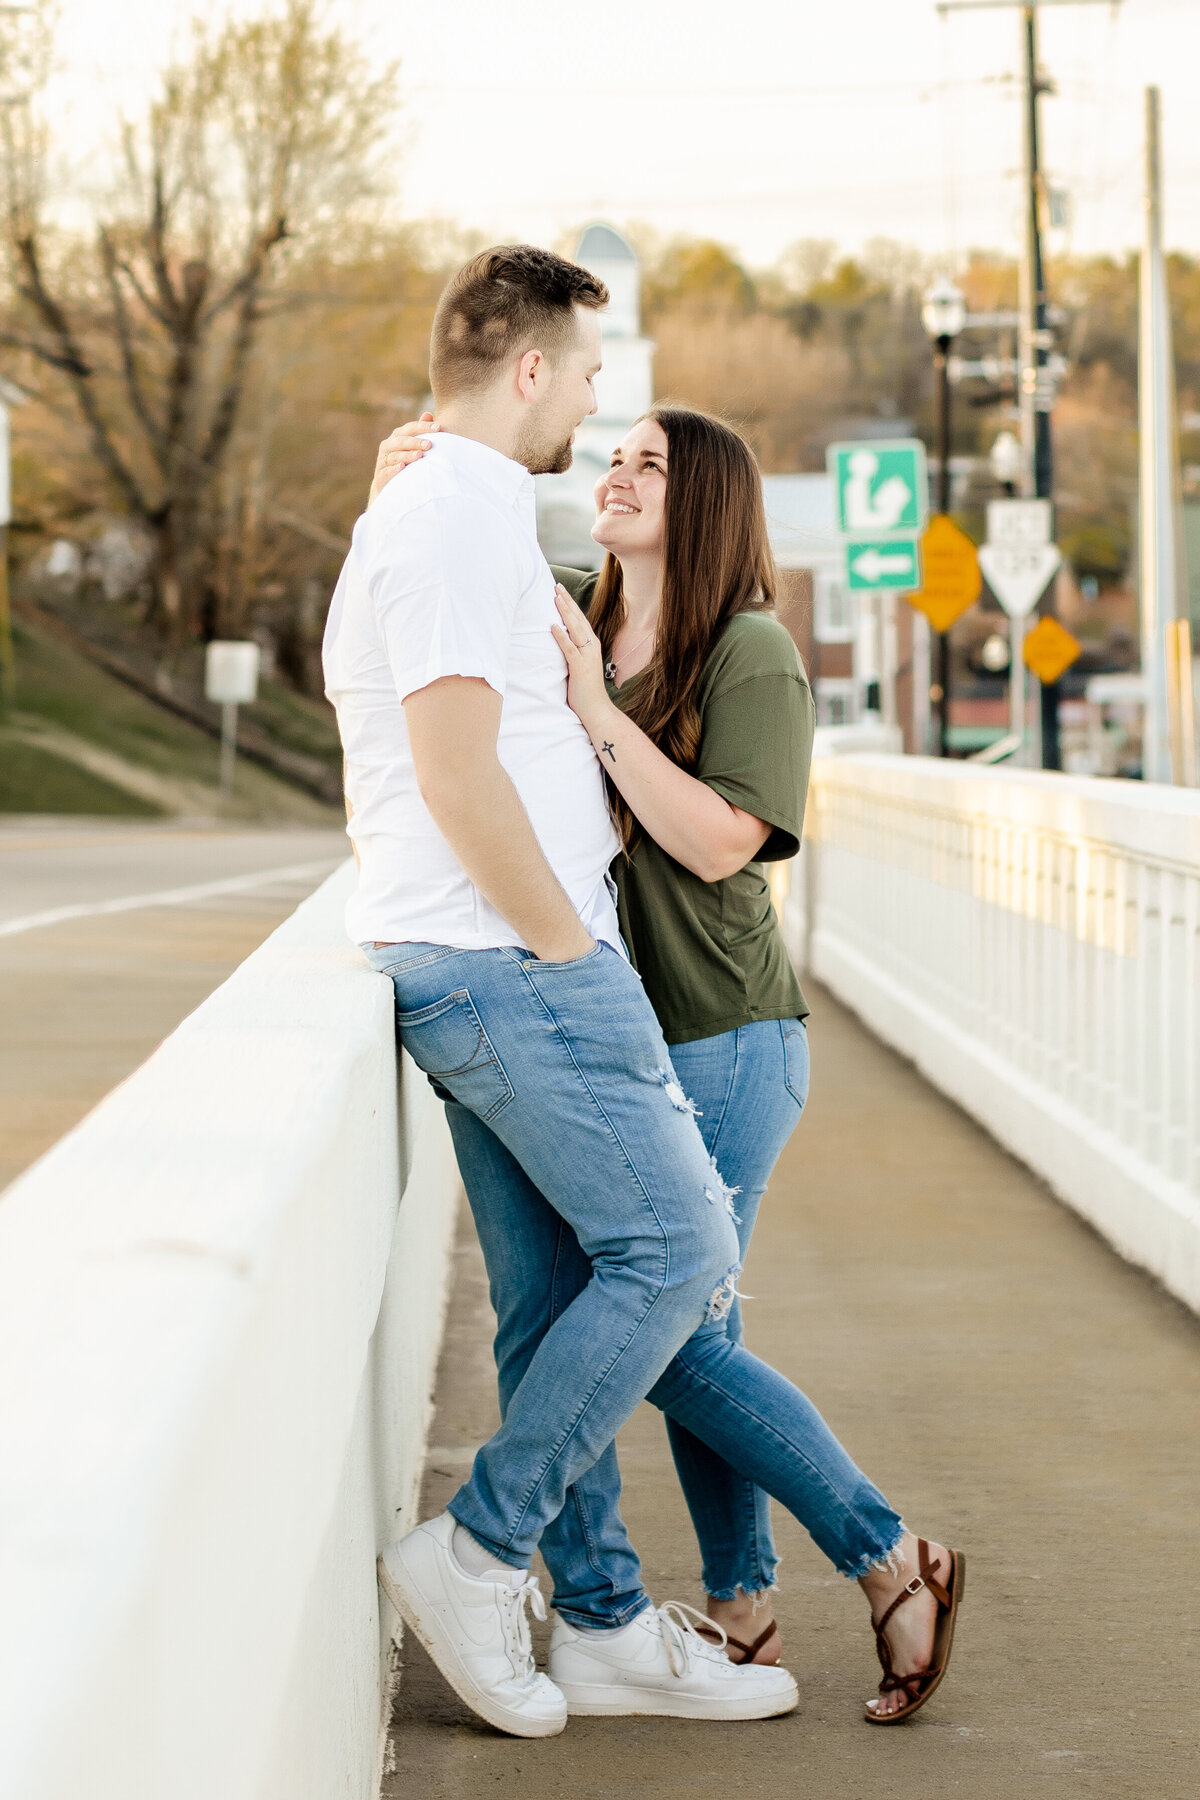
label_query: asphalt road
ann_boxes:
[0,818,347,1191]
[386,983,1200,1800]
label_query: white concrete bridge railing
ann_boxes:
[781,756,1200,1314]
[0,863,461,1800]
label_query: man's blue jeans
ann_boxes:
[366,943,904,1624]
[363,940,741,1568]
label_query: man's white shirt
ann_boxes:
[323,432,622,952]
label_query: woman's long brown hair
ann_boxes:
[589,405,777,851]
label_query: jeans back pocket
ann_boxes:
[781,1019,810,1112]
[397,989,514,1122]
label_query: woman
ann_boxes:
[369,406,963,1724]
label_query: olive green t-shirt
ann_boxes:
[553,567,813,1045]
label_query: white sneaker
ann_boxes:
[548,1601,799,1720]
[377,1512,567,1738]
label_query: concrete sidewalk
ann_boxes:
[384,983,1200,1800]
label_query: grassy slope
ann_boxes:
[0,737,161,815]
[17,588,344,785]
[3,620,340,822]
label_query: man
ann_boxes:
[324,246,796,1738]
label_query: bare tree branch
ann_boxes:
[156,253,210,492]
[145,156,181,327]
[201,217,289,327]
[200,213,287,470]
[98,227,167,462]
[114,254,171,328]
[12,233,154,518]
[0,329,89,375]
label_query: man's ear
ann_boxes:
[515,347,545,403]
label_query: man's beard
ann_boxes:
[513,418,576,476]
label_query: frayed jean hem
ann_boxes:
[703,1575,779,1603]
[839,1521,908,1582]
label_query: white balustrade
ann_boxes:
[0,864,461,1800]
[783,757,1200,1312]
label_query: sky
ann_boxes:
[45,0,1200,272]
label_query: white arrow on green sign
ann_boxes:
[845,536,921,591]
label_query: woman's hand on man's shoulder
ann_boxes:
[368,414,439,505]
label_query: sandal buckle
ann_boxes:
[904,1576,925,1595]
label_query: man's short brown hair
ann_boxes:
[429,245,608,402]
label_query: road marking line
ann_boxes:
[0,860,345,939]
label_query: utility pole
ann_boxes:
[1018,3,1060,770]
[938,0,1123,771]
[1138,85,1185,785]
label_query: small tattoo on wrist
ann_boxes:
[600,740,616,763]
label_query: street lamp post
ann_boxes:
[922,277,967,758]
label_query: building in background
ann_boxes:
[535,225,654,567]
[763,473,920,743]
[763,475,853,723]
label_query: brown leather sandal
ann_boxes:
[864,1540,965,1725]
[724,1620,782,1666]
[696,1618,782,1666]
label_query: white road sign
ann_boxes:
[978,542,1062,619]
[205,640,261,704]
[986,498,1052,548]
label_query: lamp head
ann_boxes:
[989,429,1023,486]
[921,277,967,343]
[980,633,1011,674]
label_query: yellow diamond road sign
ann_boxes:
[906,515,981,634]
[1022,615,1081,685]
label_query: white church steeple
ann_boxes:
[535,225,655,567]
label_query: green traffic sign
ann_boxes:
[828,438,928,537]
[844,536,921,591]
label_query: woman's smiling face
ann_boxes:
[590,417,669,558]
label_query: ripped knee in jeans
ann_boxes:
[703,1158,742,1223]
[657,1065,701,1119]
[706,1264,742,1323]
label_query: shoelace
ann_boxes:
[500,1572,548,1679]
[655,1600,729,1679]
